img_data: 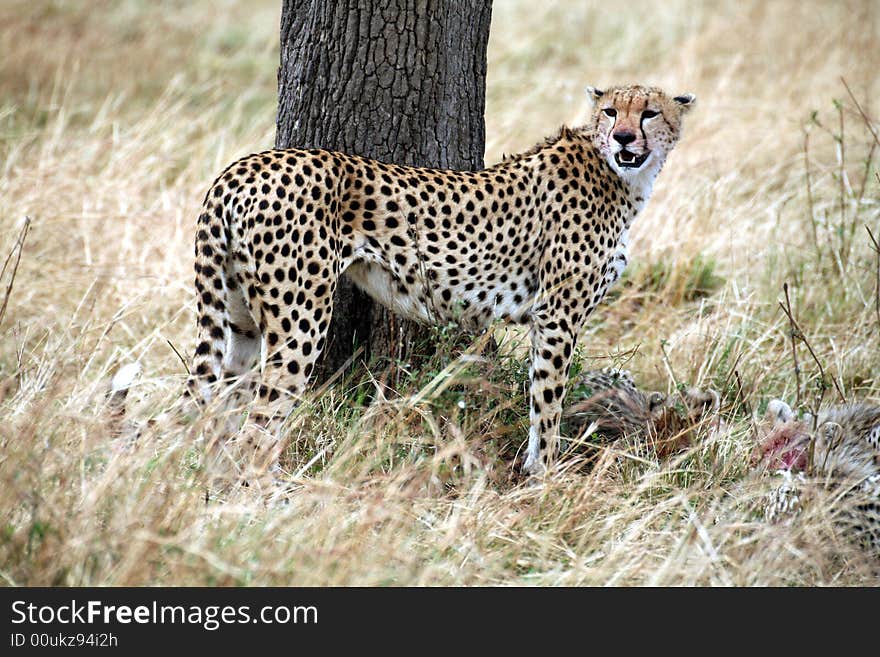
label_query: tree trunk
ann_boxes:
[275,0,492,386]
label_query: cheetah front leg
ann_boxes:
[523,306,578,477]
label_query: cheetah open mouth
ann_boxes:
[614,150,650,169]
[752,431,810,471]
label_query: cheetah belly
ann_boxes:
[345,260,436,325]
[345,258,536,330]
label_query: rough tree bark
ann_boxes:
[275,0,492,384]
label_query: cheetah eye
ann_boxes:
[601,108,617,118]
[642,110,659,119]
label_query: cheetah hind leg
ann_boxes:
[203,283,270,493]
[234,277,336,493]
[206,380,286,496]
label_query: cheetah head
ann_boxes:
[586,84,695,181]
[752,400,811,471]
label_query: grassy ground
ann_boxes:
[1,0,878,585]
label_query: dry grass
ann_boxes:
[1,0,878,586]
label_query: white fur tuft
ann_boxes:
[111,362,142,394]
[767,399,794,424]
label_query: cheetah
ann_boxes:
[755,399,880,550]
[563,368,721,457]
[754,399,880,482]
[189,84,695,481]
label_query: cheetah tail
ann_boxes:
[188,207,230,404]
[106,362,141,436]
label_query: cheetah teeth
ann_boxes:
[615,150,649,168]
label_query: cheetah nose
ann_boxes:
[613,131,636,146]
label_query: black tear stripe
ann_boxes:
[640,112,671,145]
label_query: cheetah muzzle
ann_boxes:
[614,149,650,169]
[189,83,695,484]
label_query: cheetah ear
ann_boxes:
[820,422,844,444]
[585,86,605,106]
[673,93,696,111]
[767,399,794,424]
[647,392,667,413]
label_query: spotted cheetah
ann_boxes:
[563,368,721,457]
[189,84,695,481]
[754,399,880,481]
[755,399,880,549]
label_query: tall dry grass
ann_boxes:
[1,0,878,585]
